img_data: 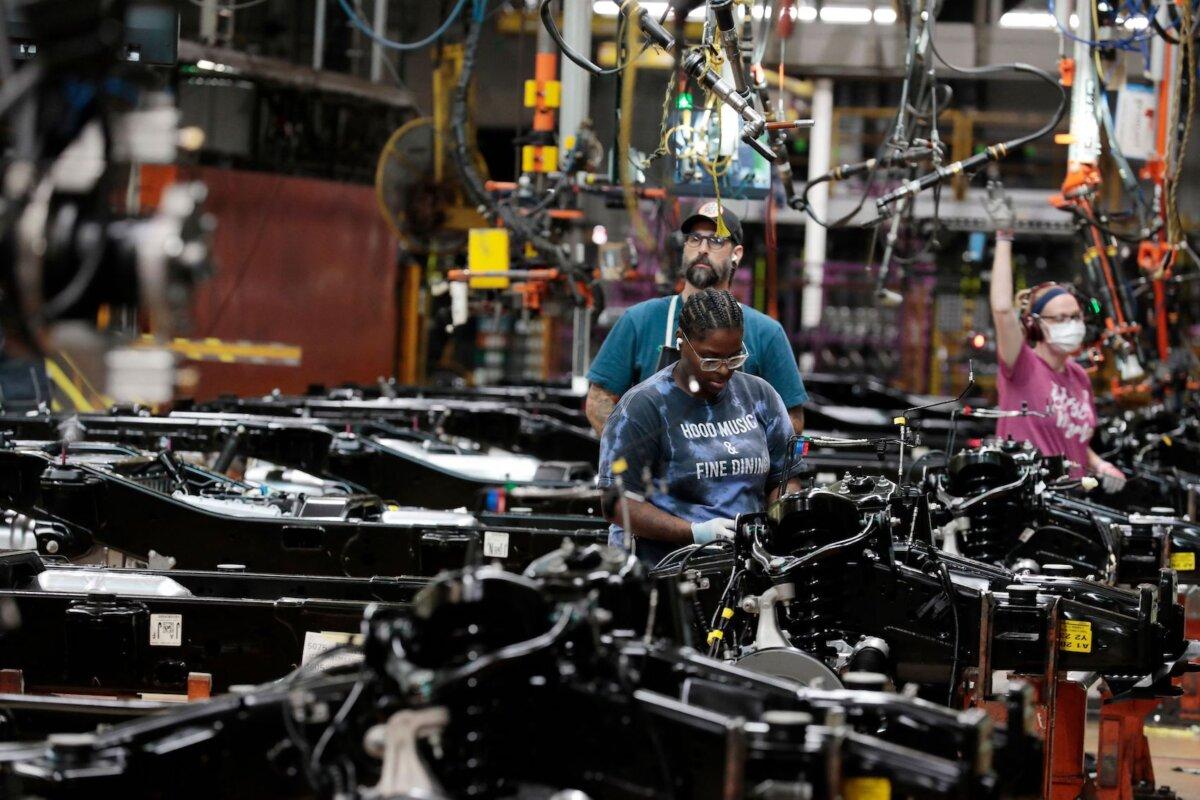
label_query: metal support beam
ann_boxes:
[558,0,593,148]
[370,0,388,83]
[1062,0,1101,166]
[800,77,833,372]
[199,0,219,44]
[313,0,327,71]
[571,303,591,384]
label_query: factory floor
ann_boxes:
[1084,721,1200,798]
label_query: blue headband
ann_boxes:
[1030,286,1068,316]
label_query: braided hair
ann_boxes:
[679,288,743,341]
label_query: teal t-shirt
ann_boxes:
[586,295,808,408]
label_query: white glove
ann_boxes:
[984,180,1015,231]
[1100,472,1127,494]
[1095,462,1127,494]
[691,517,736,544]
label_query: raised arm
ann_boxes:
[985,182,1023,371]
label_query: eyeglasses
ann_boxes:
[684,232,733,249]
[680,330,749,371]
[1034,312,1084,324]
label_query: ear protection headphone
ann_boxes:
[1019,282,1074,344]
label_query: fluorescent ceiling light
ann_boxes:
[195,58,231,72]
[998,9,1083,28]
[819,5,872,23]
[594,1,704,19]
[595,1,888,25]
[998,10,1055,28]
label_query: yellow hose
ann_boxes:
[619,5,656,249]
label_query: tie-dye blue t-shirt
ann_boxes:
[598,365,794,565]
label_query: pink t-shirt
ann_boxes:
[995,343,1096,476]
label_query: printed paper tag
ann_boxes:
[301,631,363,668]
[842,777,891,800]
[149,614,183,647]
[483,531,510,559]
[1171,552,1196,572]
[1060,620,1093,654]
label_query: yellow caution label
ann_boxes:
[611,457,628,475]
[1171,552,1196,572]
[843,777,891,800]
[1060,620,1093,654]
[467,228,511,289]
[892,416,907,426]
[523,80,562,109]
[521,145,559,173]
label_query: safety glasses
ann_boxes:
[683,232,733,249]
[680,330,749,371]
[1033,312,1084,324]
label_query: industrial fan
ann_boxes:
[374,117,479,255]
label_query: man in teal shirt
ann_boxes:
[586,202,807,434]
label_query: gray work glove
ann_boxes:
[1095,460,1128,494]
[984,180,1015,232]
[692,517,737,544]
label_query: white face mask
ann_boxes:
[1044,319,1086,353]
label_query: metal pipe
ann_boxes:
[800,77,833,353]
[558,0,592,148]
[370,0,388,83]
[199,0,219,44]
[1063,0,1100,167]
[313,0,327,71]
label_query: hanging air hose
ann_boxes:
[1167,1,1197,249]
[875,56,1067,213]
[619,9,657,249]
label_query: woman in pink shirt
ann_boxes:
[988,212,1125,490]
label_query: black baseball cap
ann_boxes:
[680,200,743,245]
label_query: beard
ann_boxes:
[683,252,733,290]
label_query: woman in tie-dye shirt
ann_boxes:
[598,289,796,566]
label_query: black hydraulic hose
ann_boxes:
[875,41,1067,212]
[767,517,880,576]
[538,0,629,76]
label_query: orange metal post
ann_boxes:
[533,52,558,133]
[1138,36,1176,360]
[398,261,422,385]
[1037,678,1089,800]
[0,669,24,694]
[1178,588,1200,723]
[1095,697,1158,800]
[187,672,213,702]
